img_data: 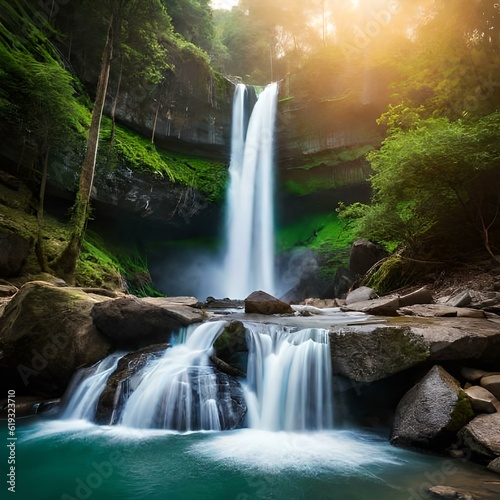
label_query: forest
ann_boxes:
[0,0,499,294]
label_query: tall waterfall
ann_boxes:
[223,82,279,299]
[244,323,333,431]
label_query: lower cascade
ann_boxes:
[62,320,334,433]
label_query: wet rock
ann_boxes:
[91,296,206,349]
[345,286,378,305]
[202,297,244,309]
[390,365,474,451]
[0,231,30,277]
[213,320,247,373]
[95,344,169,425]
[244,290,293,315]
[399,304,460,317]
[464,386,500,414]
[399,286,434,307]
[459,413,500,459]
[481,375,500,400]
[427,485,475,500]
[349,239,388,276]
[0,281,111,395]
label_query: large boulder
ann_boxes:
[330,325,429,383]
[459,413,500,460]
[244,291,293,315]
[213,320,248,373]
[0,231,30,277]
[390,365,474,451]
[349,239,388,277]
[464,386,500,414]
[0,281,112,395]
[330,317,500,383]
[91,296,207,349]
[345,286,378,305]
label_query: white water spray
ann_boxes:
[223,82,279,298]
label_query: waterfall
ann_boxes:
[223,82,279,299]
[244,323,334,431]
[119,321,243,431]
[61,352,124,420]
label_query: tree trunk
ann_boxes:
[35,144,49,272]
[109,56,123,149]
[54,15,115,282]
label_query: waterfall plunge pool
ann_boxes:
[7,418,500,500]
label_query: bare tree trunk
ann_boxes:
[35,145,49,272]
[54,14,116,282]
[109,56,123,148]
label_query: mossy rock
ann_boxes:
[0,281,112,395]
[213,321,248,372]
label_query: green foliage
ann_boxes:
[99,119,228,201]
[347,112,500,256]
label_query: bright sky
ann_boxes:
[210,0,239,10]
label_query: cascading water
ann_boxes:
[119,321,245,431]
[244,323,334,432]
[223,82,279,299]
[61,353,124,420]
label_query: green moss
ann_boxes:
[98,119,228,201]
[292,145,375,172]
[447,390,475,432]
[362,255,418,295]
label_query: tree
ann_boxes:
[351,112,500,260]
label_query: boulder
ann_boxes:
[459,413,500,459]
[343,296,400,316]
[0,281,112,395]
[91,296,206,349]
[213,320,248,373]
[330,317,500,383]
[487,457,500,474]
[0,231,30,277]
[446,291,473,308]
[399,286,434,307]
[330,325,429,383]
[244,291,293,315]
[95,344,169,425]
[399,304,461,317]
[461,367,489,383]
[481,375,500,400]
[390,365,474,451]
[349,239,388,276]
[427,486,475,500]
[464,386,500,414]
[345,286,378,305]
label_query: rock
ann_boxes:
[345,286,378,305]
[457,309,486,318]
[244,291,293,315]
[213,321,247,372]
[0,281,111,395]
[399,287,434,307]
[343,296,400,315]
[0,284,18,297]
[464,386,499,413]
[91,296,206,349]
[0,231,30,277]
[201,297,244,309]
[446,291,473,308]
[461,367,489,382]
[330,317,500,383]
[303,298,339,308]
[0,396,60,419]
[427,485,475,500]
[390,365,474,451]
[487,457,500,474]
[459,413,500,459]
[330,325,429,383]
[481,375,500,400]
[144,296,202,307]
[210,355,246,377]
[349,239,388,276]
[95,344,169,425]
[399,304,460,317]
